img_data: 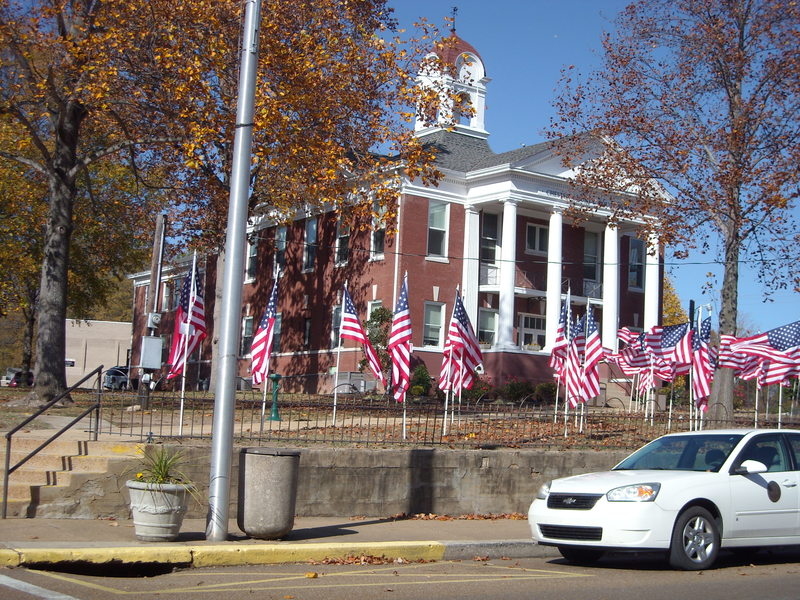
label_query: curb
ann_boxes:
[0,540,555,569]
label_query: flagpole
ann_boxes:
[553,379,560,424]
[179,251,197,437]
[754,384,759,428]
[333,286,346,428]
[260,379,268,437]
[778,385,783,429]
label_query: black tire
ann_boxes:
[558,546,605,564]
[669,506,720,570]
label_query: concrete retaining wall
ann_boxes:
[120,446,628,520]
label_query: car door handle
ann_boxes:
[782,480,798,487]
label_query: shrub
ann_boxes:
[409,363,432,396]
[499,377,535,403]
[534,382,557,404]
[410,385,425,398]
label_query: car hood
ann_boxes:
[549,469,713,493]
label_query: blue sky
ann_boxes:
[389,0,797,333]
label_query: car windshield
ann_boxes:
[613,434,744,472]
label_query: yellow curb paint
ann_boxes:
[19,546,193,565]
[0,549,21,567]
[191,541,447,568]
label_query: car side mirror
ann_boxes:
[733,459,767,475]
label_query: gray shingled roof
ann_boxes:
[419,129,553,173]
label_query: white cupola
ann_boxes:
[415,33,490,139]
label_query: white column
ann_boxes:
[497,198,518,349]
[461,205,480,328]
[643,233,660,331]
[544,210,563,350]
[602,223,620,351]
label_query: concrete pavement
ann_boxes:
[0,515,553,569]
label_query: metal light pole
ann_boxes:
[206,0,262,542]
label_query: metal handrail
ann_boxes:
[2,364,103,519]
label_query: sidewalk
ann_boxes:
[0,515,552,569]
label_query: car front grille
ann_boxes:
[547,493,603,510]
[538,524,603,541]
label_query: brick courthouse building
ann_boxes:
[129,34,663,395]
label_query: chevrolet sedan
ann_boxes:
[528,429,800,570]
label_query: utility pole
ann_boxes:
[206,0,262,542]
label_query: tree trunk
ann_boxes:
[30,101,85,405]
[709,231,740,425]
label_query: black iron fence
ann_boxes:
[96,387,799,451]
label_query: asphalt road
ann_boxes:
[2,548,800,600]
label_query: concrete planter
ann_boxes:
[126,480,192,542]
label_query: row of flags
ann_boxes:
[163,262,797,409]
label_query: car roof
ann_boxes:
[661,428,798,437]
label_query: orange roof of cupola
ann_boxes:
[433,32,484,73]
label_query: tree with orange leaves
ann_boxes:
[550,0,799,422]
[0,0,448,403]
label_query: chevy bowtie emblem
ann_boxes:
[563,497,577,504]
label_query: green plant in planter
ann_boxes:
[127,445,196,542]
[133,446,191,485]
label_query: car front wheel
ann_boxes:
[558,546,605,564]
[669,506,720,570]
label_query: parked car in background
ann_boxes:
[103,366,130,390]
[529,429,800,570]
[7,369,33,387]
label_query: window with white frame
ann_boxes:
[480,213,498,264]
[303,217,317,271]
[241,316,254,356]
[519,314,546,349]
[478,308,497,345]
[628,237,644,289]
[335,219,350,266]
[526,223,548,254]
[427,200,448,258]
[274,225,287,274]
[267,313,281,353]
[331,305,342,348]
[423,302,445,347]
[161,281,171,312]
[371,201,386,260]
[583,231,600,282]
[245,236,258,282]
[368,300,382,318]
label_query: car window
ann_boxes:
[735,434,790,473]
[614,434,743,471]
[785,434,800,471]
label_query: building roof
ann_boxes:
[420,129,555,173]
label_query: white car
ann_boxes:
[529,428,800,570]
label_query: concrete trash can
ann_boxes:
[237,447,301,539]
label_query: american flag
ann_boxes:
[388,276,412,402]
[166,267,207,379]
[340,287,386,387]
[250,279,279,386]
[691,317,713,407]
[644,323,692,365]
[565,315,583,407]
[730,320,800,384]
[549,299,569,373]
[580,310,603,400]
[439,290,483,391]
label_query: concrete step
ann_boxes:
[1,438,142,518]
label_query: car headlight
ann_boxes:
[536,481,551,500]
[606,483,660,502]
